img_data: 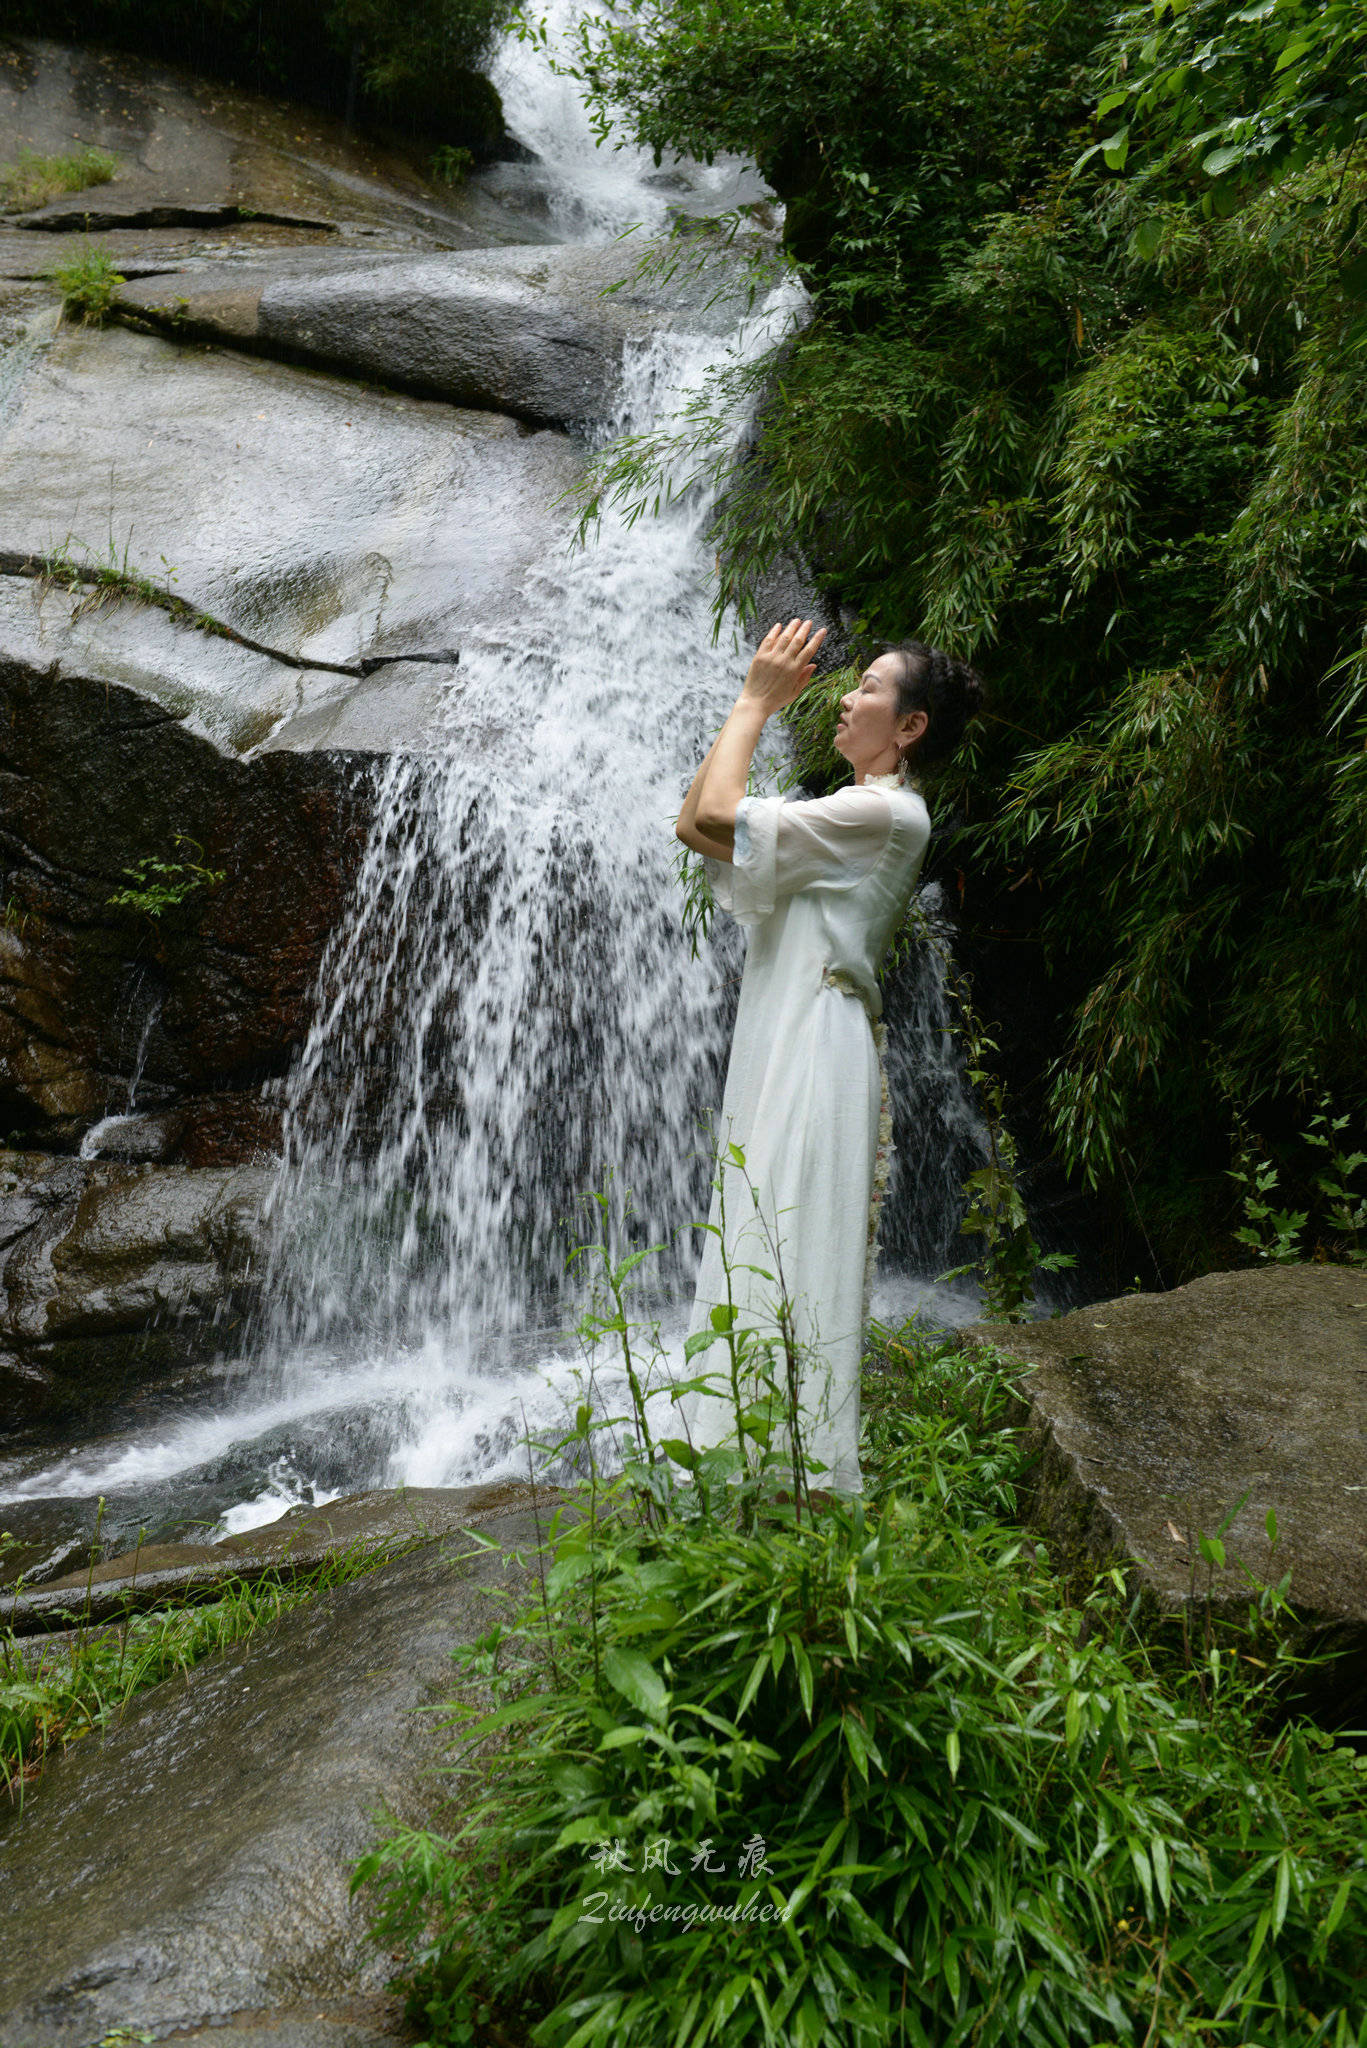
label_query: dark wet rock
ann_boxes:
[970,1265,1367,1693]
[75,1107,186,1163]
[0,1149,274,1430]
[154,1997,416,2047]
[0,653,371,1150]
[0,1491,103,1589]
[3,1478,561,1626]
[152,1995,414,2047]
[0,37,503,249]
[0,1497,550,2048]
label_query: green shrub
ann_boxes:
[355,1315,1367,2047]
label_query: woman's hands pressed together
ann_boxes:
[675,618,830,860]
[739,618,828,717]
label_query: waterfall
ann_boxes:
[223,33,816,1510]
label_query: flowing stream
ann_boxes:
[1,7,992,1554]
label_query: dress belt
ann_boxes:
[821,966,878,1022]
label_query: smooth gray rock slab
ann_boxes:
[115,242,748,427]
[0,1499,551,2048]
[0,321,582,683]
[4,1479,562,1628]
[971,1264,1367,1631]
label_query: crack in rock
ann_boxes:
[12,205,338,234]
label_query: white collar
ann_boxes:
[861,771,915,793]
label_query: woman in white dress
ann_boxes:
[674,619,982,1495]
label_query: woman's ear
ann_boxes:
[899,709,929,751]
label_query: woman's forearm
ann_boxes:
[692,698,768,849]
[676,730,725,841]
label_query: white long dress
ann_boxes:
[685,771,932,1493]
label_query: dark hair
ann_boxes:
[888,640,984,765]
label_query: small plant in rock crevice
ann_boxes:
[430,143,474,186]
[40,531,178,614]
[46,243,125,325]
[106,834,226,922]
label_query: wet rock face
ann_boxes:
[0,36,509,242]
[972,1265,1367,1701]
[0,660,372,1152]
[0,1148,273,1430]
[0,1499,548,2048]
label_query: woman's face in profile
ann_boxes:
[834,654,906,770]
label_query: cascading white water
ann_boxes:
[0,6,995,1547]
[236,285,806,1506]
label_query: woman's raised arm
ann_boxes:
[675,619,827,858]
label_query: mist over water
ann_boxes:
[0,4,990,1545]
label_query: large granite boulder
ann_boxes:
[0,1149,274,1430]
[0,319,582,681]
[972,1265,1367,1695]
[0,1490,551,2048]
[115,240,757,427]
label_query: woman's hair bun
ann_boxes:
[887,640,985,765]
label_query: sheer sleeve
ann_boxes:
[706,787,893,927]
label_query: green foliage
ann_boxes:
[355,1306,1367,2046]
[429,143,474,186]
[574,0,1109,273]
[106,834,226,921]
[41,530,177,610]
[1229,1097,1367,1266]
[1086,0,1367,196]
[574,0,1367,1266]
[1,1501,430,1807]
[0,146,117,212]
[47,244,125,325]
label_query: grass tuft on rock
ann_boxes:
[47,244,125,326]
[0,146,117,212]
[355,1327,1367,2048]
